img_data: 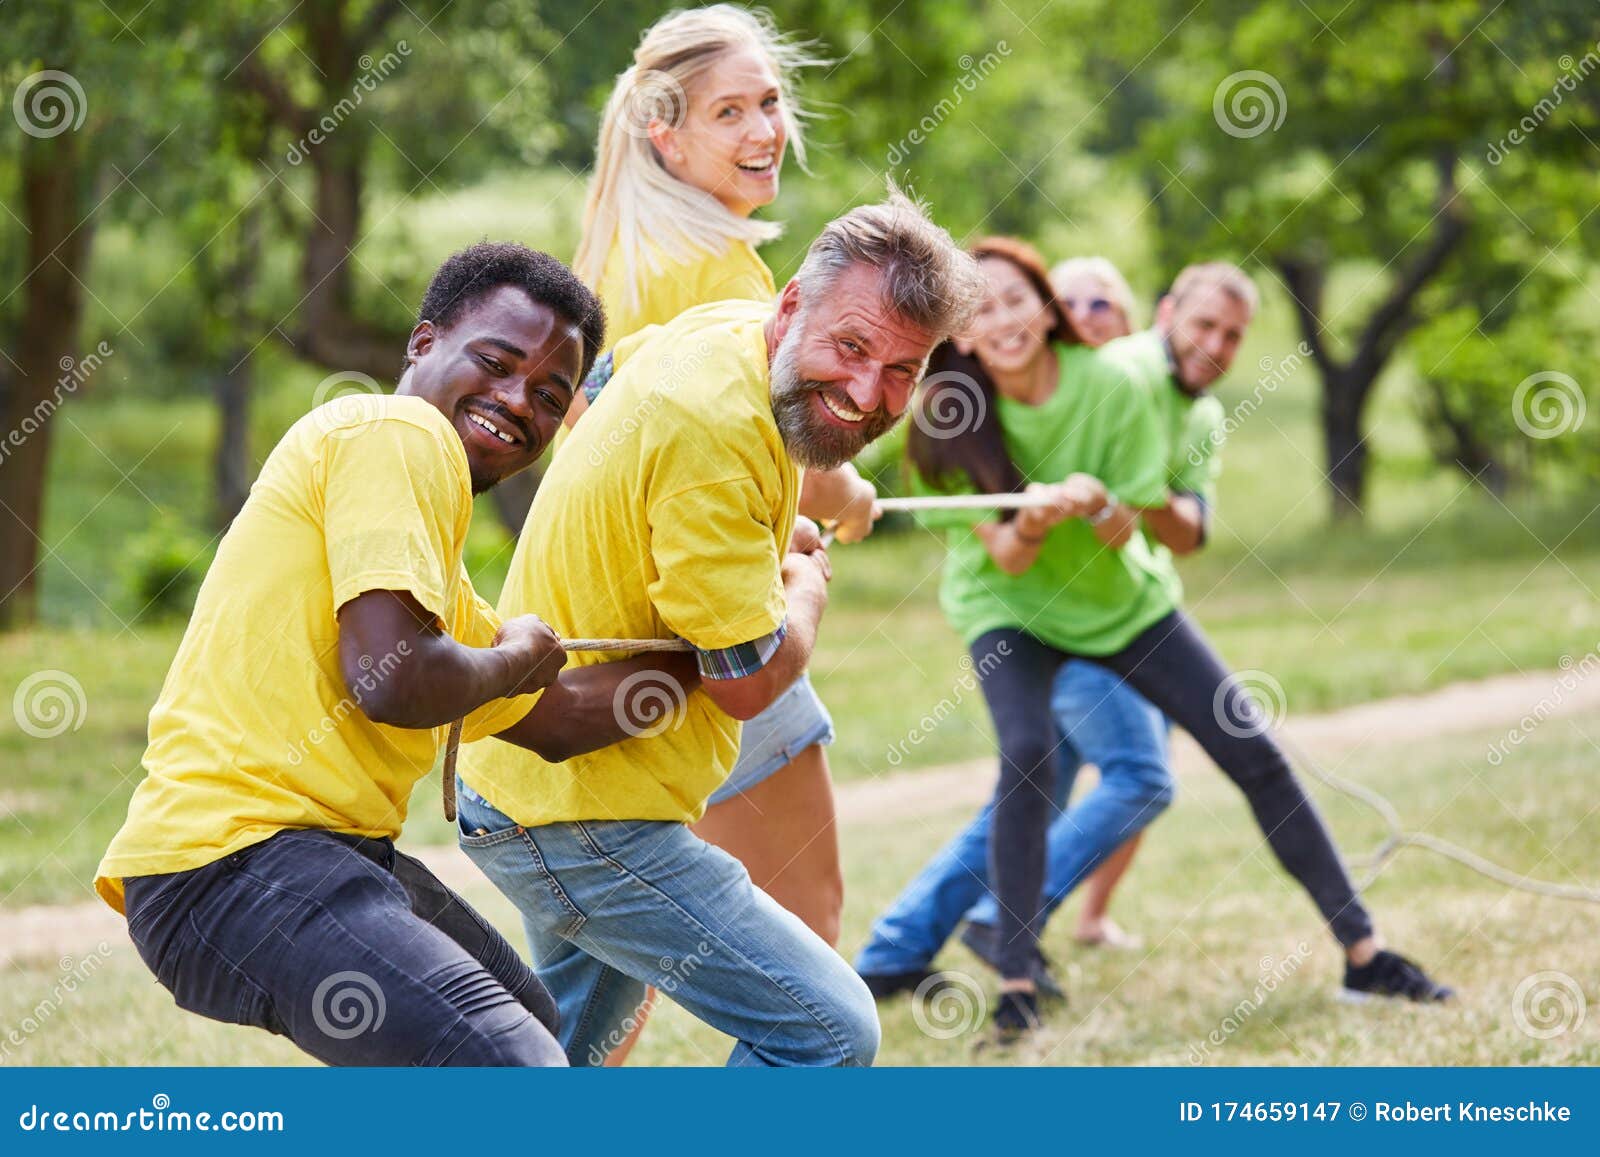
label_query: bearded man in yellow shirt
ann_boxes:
[455,193,984,1066]
[97,242,699,1067]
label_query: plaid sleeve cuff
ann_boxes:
[581,351,616,404]
[696,621,788,680]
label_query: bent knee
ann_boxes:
[831,981,881,1066]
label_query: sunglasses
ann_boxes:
[1063,297,1115,315]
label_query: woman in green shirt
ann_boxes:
[904,238,1452,1042]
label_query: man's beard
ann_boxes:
[770,322,901,470]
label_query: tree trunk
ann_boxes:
[0,131,88,629]
[1321,370,1369,521]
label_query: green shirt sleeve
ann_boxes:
[1170,395,1224,506]
[1088,361,1169,509]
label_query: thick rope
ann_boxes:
[1279,731,1600,904]
[441,635,697,819]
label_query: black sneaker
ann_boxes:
[960,921,1066,1002]
[989,989,1043,1046]
[1341,949,1455,1003]
[860,967,949,1000]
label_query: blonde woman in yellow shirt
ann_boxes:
[570,7,876,952]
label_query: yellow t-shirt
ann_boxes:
[459,298,800,826]
[596,238,775,353]
[95,394,535,913]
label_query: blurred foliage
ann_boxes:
[5,0,1599,618]
[119,513,216,623]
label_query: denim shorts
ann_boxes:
[706,672,835,807]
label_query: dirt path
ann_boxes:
[6,666,1593,967]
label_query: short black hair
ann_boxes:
[417,241,606,382]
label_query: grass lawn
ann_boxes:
[4,713,1596,1065]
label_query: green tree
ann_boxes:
[1045,0,1598,519]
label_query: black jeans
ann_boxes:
[123,828,565,1066]
[978,610,1374,980]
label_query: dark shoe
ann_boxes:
[860,967,947,1000]
[960,921,1066,1002]
[989,989,1043,1046]
[1341,949,1455,1003]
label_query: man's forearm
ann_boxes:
[494,653,703,762]
[797,464,862,521]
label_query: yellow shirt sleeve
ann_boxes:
[449,573,540,742]
[646,475,787,652]
[321,417,466,623]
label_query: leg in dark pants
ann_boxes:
[972,628,1072,981]
[124,829,566,1066]
[1092,610,1375,947]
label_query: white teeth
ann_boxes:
[738,156,774,171]
[819,392,865,424]
[468,411,516,444]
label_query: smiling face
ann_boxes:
[965,256,1058,382]
[1157,282,1252,394]
[1053,269,1131,349]
[767,263,937,469]
[652,46,787,218]
[399,285,584,493]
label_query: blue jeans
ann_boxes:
[457,786,879,1067]
[855,660,1172,976]
[123,829,565,1066]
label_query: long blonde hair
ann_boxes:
[573,5,823,312]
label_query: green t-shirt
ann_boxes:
[916,341,1178,657]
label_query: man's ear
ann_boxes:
[770,280,804,348]
[1154,294,1175,333]
[406,320,436,365]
